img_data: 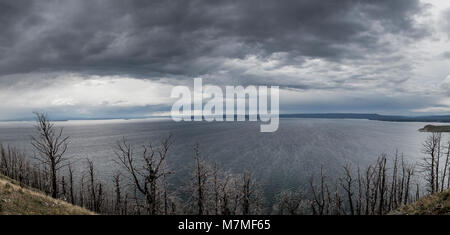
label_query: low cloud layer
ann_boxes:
[0,0,449,119]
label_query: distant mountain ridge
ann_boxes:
[280,113,450,123]
[4,113,450,123]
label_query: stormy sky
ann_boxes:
[1,0,450,120]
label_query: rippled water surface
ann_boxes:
[0,118,432,200]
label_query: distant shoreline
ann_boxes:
[3,113,450,123]
[281,113,450,123]
[419,125,450,132]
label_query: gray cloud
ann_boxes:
[443,8,450,37]
[442,51,450,59]
[1,0,446,119]
[0,0,428,79]
[280,93,438,115]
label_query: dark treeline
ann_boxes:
[1,113,449,215]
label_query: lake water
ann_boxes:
[0,118,435,201]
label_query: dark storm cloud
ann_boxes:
[280,93,437,115]
[0,0,428,80]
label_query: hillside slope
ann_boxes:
[392,190,450,215]
[0,174,94,215]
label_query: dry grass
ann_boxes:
[0,174,94,215]
[392,190,450,215]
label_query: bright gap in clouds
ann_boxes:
[0,74,175,120]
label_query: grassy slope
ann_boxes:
[392,190,450,215]
[0,174,94,215]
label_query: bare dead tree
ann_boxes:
[356,166,363,215]
[389,151,399,210]
[333,183,344,215]
[309,166,327,215]
[61,176,67,200]
[113,171,122,214]
[274,189,308,215]
[67,162,75,204]
[189,143,210,215]
[442,142,450,192]
[304,152,419,216]
[239,171,263,215]
[363,164,373,215]
[86,159,105,213]
[419,132,441,194]
[31,112,70,198]
[403,162,414,205]
[340,164,354,215]
[436,135,442,191]
[377,155,387,215]
[159,166,179,215]
[114,135,173,215]
[79,174,85,208]
[415,183,420,201]
[220,172,235,215]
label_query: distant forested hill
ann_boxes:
[281,113,450,123]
